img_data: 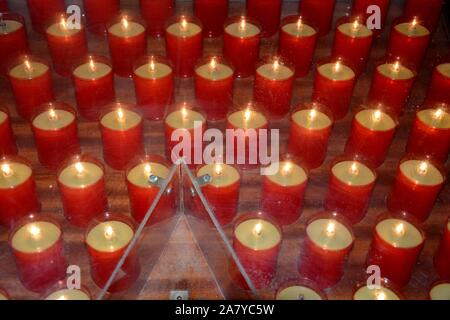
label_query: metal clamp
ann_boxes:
[189,174,212,197]
[170,290,189,300]
[148,174,172,195]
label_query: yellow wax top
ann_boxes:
[225,21,260,38]
[165,109,205,130]
[11,221,61,254]
[338,22,372,38]
[0,293,7,300]
[318,63,355,81]
[0,110,7,125]
[134,62,172,79]
[9,61,49,79]
[235,218,281,251]
[417,108,450,129]
[436,63,450,78]
[400,160,444,186]
[0,20,23,34]
[377,63,414,80]
[282,22,316,37]
[395,22,430,37]
[376,218,423,248]
[276,286,323,300]
[45,289,90,300]
[47,21,82,37]
[355,109,396,131]
[429,283,450,300]
[33,109,75,131]
[197,163,240,188]
[332,161,376,186]
[353,286,400,300]
[196,62,233,81]
[127,162,169,188]
[101,109,142,131]
[109,21,145,37]
[73,61,112,80]
[306,218,353,250]
[86,221,134,252]
[292,109,332,130]
[58,161,103,189]
[256,63,294,81]
[228,110,267,129]
[266,161,307,187]
[0,162,32,189]
[166,21,202,37]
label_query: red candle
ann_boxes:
[247,0,282,38]
[278,15,318,78]
[195,0,228,38]
[299,0,336,37]
[325,157,377,224]
[0,13,29,76]
[31,103,80,171]
[0,0,8,11]
[287,103,334,170]
[312,58,356,120]
[27,0,65,34]
[275,278,327,300]
[367,60,416,117]
[72,55,116,121]
[9,215,67,293]
[434,218,450,280]
[0,106,18,156]
[428,280,450,300]
[262,161,308,225]
[195,56,234,121]
[332,16,374,76]
[223,16,261,78]
[133,56,174,120]
[298,212,354,289]
[107,15,147,78]
[0,157,40,228]
[140,0,174,37]
[45,15,88,77]
[8,55,54,121]
[126,155,177,226]
[99,105,144,170]
[85,214,140,293]
[387,156,446,222]
[345,106,398,168]
[254,57,295,118]
[403,0,443,33]
[83,0,120,35]
[366,213,425,287]
[351,0,390,35]
[57,156,108,227]
[353,278,405,300]
[425,63,450,105]
[386,17,431,71]
[406,105,450,163]
[165,16,203,78]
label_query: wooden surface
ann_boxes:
[0,0,449,300]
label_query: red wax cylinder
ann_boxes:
[332,16,374,76]
[0,0,8,11]
[406,105,450,163]
[165,16,203,78]
[0,13,29,76]
[351,0,390,35]
[299,0,336,37]
[195,0,228,38]
[133,56,174,121]
[27,0,65,34]
[0,106,18,156]
[8,55,54,121]
[140,0,174,37]
[312,57,356,120]
[345,106,398,168]
[298,212,354,289]
[72,55,116,121]
[223,16,261,78]
[254,58,295,118]
[31,103,80,171]
[278,15,318,78]
[425,63,450,105]
[262,160,309,225]
[57,155,108,227]
[403,0,443,33]
[9,215,67,293]
[366,212,425,287]
[325,156,377,224]
[85,214,140,293]
[0,156,40,228]
[99,104,144,170]
[247,0,282,38]
[434,218,450,280]
[107,15,147,78]
[387,155,446,222]
[83,0,120,36]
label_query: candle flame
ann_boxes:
[144,163,152,176]
[243,108,252,122]
[372,110,382,122]
[214,163,223,176]
[375,291,386,300]
[352,19,359,31]
[57,296,67,301]
[297,17,303,29]
[417,161,428,175]
[89,58,96,72]
[29,224,42,238]
[253,222,263,237]
[24,59,33,72]
[104,225,115,240]
[60,17,67,30]
[273,59,280,72]
[325,222,336,237]
[433,108,444,121]
[117,108,125,121]
[181,107,188,119]
[281,162,292,175]
[48,108,58,120]
[392,61,400,73]
[121,17,129,30]
[210,57,217,70]
[1,163,12,177]
[349,162,359,175]
[149,59,156,72]
[74,162,84,176]
[239,17,246,31]
[308,109,317,121]
[334,61,341,73]
[180,18,188,31]
[411,17,418,28]
[394,222,405,237]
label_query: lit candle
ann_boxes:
[428,281,450,300]
[195,0,228,38]
[351,0,390,35]
[353,278,403,300]
[298,0,335,36]
[0,106,18,155]
[434,218,450,280]
[44,285,91,300]
[0,12,28,75]
[275,280,326,300]
[403,0,443,33]
[83,0,120,35]
[246,0,282,38]
[426,63,450,105]
[140,0,174,36]
[26,0,65,34]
